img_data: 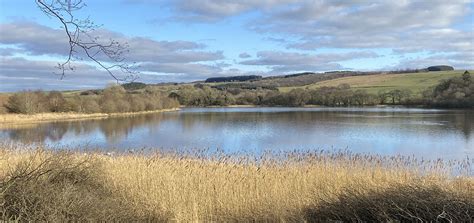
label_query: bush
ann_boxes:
[127,95,146,112]
[5,91,48,114]
[99,85,127,113]
[2,86,179,115]
[100,100,118,113]
[115,99,131,113]
[47,91,69,112]
[5,91,76,114]
[427,73,473,108]
[96,85,179,113]
[66,96,101,114]
[80,97,101,114]
[0,95,9,114]
[0,151,165,221]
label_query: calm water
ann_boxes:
[1,107,473,159]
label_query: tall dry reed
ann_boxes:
[0,144,472,222]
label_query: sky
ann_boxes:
[0,0,473,91]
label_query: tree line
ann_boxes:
[2,72,471,114]
[422,71,473,108]
[172,72,473,108]
[172,84,416,107]
[4,85,179,114]
[205,75,262,83]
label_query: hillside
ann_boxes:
[201,71,380,91]
[279,70,469,94]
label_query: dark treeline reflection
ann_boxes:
[6,113,171,143]
[2,108,473,155]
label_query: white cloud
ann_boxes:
[389,52,474,70]
[157,0,473,68]
[0,21,229,88]
[0,21,224,63]
[164,0,297,22]
[240,50,379,73]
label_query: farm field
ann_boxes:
[279,70,470,94]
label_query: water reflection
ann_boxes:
[4,114,166,143]
[1,107,473,158]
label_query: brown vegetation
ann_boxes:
[306,183,473,222]
[0,94,9,114]
[0,147,164,221]
[0,108,179,126]
[3,85,180,115]
[1,145,472,221]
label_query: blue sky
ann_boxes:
[0,0,473,91]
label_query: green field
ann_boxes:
[279,70,470,94]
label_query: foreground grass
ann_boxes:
[0,144,473,222]
[280,70,470,94]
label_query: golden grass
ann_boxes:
[0,108,179,127]
[1,144,472,222]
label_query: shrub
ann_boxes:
[47,91,69,112]
[70,96,102,114]
[100,100,118,114]
[99,85,127,113]
[0,95,9,114]
[0,151,166,221]
[115,99,131,113]
[127,95,146,112]
[428,73,473,108]
[2,85,179,115]
[5,91,48,114]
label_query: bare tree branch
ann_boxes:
[35,0,138,82]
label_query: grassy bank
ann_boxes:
[280,70,469,94]
[0,108,179,127]
[1,145,472,222]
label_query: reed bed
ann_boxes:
[0,143,472,222]
[0,108,179,126]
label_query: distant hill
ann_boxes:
[244,71,379,88]
[119,66,460,94]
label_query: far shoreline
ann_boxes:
[1,105,472,128]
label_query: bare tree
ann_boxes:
[35,0,137,82]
